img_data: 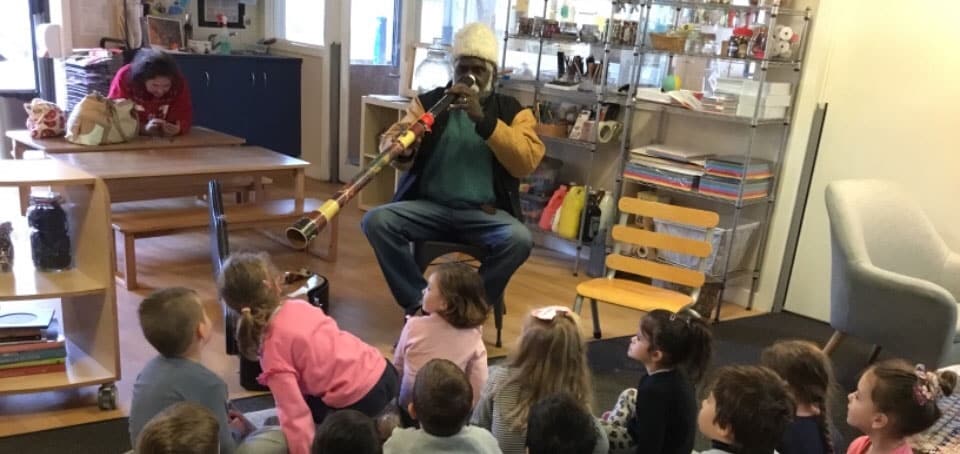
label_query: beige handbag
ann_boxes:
[65,92,139,145]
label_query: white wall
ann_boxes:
[760,0,960,320]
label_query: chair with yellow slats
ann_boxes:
[573,197,719,339]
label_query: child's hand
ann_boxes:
[228,409,256,438]
[144,118,165,135]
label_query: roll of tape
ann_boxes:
[598,121,621,143]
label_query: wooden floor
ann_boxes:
[0,179,759,437]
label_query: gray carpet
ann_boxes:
[0,312,875,453]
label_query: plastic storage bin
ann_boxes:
[522,156,563,196]
[653,218,760,276]
[520,193,550,225]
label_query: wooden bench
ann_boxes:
[111,198,337,290]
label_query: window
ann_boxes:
[271,0,326,47]
[0,0,38,93]
[350,0,397,65]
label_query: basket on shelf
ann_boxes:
[650,33,687,53]
[536,123,568,138]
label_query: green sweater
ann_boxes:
[419,110,495,208]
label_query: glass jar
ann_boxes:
[413,38,454,94]
[27,192,72,271]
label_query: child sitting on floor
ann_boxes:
[218,251,399,454]
[845,359,956,454]
[384,358,500,453]
[136,401,220,454]
[471,305,608,454]
[527,392,599,454]
[312,409,382,454]
[600,309,713,454]
[394,263,489,411]
[760,340,836,454]
[129,287,255,454]
[697,365,794,454]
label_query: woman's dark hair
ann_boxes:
[130,48,181,86]
[761,340,836,454]
[640,309,713,382]
[867,359,957,437]
[432,263,490,329]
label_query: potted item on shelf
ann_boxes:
[27,192,72,272]
[0,222,12,272]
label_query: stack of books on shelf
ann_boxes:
[625,145,712,191]
[714,78,793,119]
[0,308,66,378]
[700,156,773,201]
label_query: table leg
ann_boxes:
[19,185,30,215]
[11,139,25,160]
[294,169,305,212]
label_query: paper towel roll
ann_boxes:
[598,121,622,143]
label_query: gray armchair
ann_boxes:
[823,180,960,368]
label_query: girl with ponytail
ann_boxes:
[600,308,714,454]
[217,251,398,454]
[761,340,836,454]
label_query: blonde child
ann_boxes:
[136,401,220,454]
[760,340,836,454]
[218,252,399,454]
[696,365,794,454]
[394,263,489,410]
[846,359,956,454]
[601,309,713,454]
[471,305,608,454]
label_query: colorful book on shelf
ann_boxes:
[0,319,61,345]
[0,336,66,354]
[624,162,699,191]
[704,156,773,180]
[628,154,705,176]
[0,345,67,366]
[698,175,771,200]
[0,361,67,379]
[0,356,65,370]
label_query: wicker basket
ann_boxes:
[650,33,686,53]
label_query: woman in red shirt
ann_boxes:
[108,49,192,136]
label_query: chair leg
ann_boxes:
[494,297,504,348]
[823,331,845,356]
[868,345,882,364]
[573,295,584,314]
[590,299,601,339]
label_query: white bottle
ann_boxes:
[598,189,615,231]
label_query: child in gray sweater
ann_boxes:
[384,359,500,454]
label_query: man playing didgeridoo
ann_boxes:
[362,22,545,318]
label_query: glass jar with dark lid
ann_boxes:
[27,192,72,271]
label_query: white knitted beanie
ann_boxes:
[453,22,498,66]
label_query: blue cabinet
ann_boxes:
[173,54,302,157]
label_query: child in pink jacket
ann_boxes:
[218,252,398,454]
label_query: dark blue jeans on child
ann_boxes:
[304,361,400,423]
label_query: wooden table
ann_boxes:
[6,126,246,159]
[47,146,307,205]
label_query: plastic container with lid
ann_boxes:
[27,192,72,271]
[413,38,454,94]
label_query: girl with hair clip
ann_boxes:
[217,251,399,454]
[471,305,609,454]
[761,340,837,454]
[846,359,957,454]
[393,263,490,412]
[600,308,713,454]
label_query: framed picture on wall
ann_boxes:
[197,0,246,29]
[144,15,184,50]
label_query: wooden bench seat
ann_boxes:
[112,198,337,290]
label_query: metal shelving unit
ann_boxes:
[608,0,814,321]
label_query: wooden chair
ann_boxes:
[573,197,719,339]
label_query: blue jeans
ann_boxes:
[361,200,533,313]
